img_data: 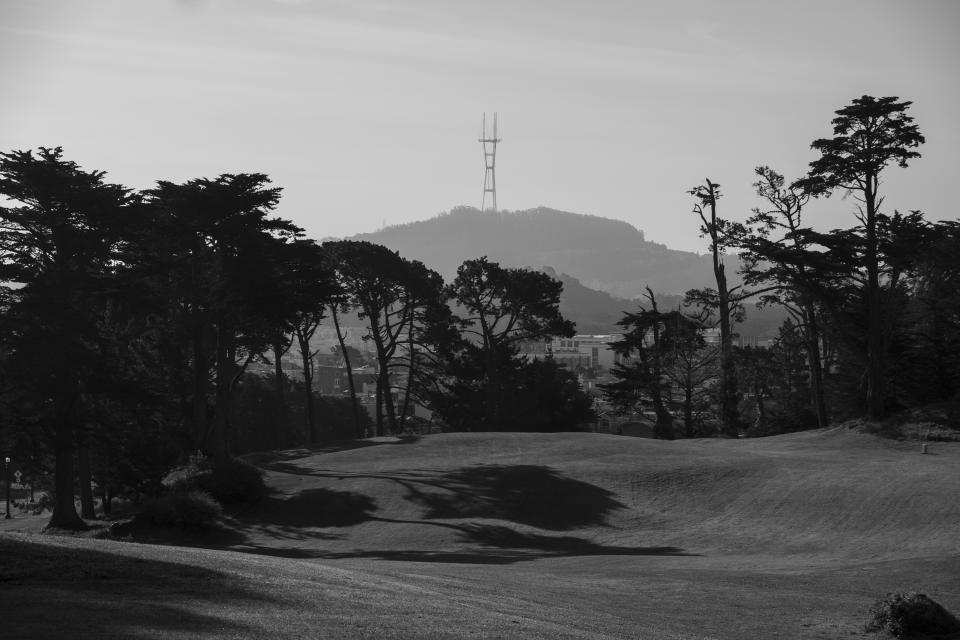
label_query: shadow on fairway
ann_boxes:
[235,528,694,565]
[229,476,692,565]
[404,465,623,530]
[258,464,625,531]
[1,537,273,638]
[218,466,682,564]
[457,524,695,557]
[249,488,378,528]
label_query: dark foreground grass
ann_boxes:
[3,532,959,640]
[0,535,269,639]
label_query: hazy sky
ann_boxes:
[2,0,958,252]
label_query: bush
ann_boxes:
[199,457,266,505]
[161,455,205,493]
[162,453,266,505]
[139,490,223,529]
[866,592,960,639]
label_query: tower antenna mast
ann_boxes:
[479,112,501,213]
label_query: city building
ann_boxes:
[523,334,622,371]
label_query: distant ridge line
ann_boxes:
[350,205,717,297]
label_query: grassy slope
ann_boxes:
[3,429,959,639]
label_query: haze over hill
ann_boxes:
[351,206,725,298]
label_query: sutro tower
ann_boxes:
[479,112,501,213]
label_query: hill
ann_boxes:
[546,267,633,334]
[344,207,786,338]
[351,206,724,298]
[549,267,786,338]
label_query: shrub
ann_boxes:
[866,592,960,639]
[139,490,223,529]
[162,453,265,505]
[161,453,205,493]
[199,457,266,505]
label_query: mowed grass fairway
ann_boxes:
[3,428,959,639]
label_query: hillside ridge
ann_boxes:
[350,206,723,297]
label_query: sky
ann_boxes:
[1,0,958,253]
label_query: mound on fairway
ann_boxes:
[3,428,958,640]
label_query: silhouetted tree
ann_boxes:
[686,180,745,436]
[145,173,302,459]
[662,307,716,437]
[329,303,364,437]
[323,241,447,435]
[738,167,838,427]
[602,288,704,439]
[393,259,457,430]
[445,258,575,430]
[0,147,137,529]
[884,218,957,406]
[794,95,924,420]
[274,240,338,443]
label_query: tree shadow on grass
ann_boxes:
[259,463,625,531]
[0,537,273,639]
[156,465,692,565]
[245,488,377,528]
[234,521,695,565]
[224,480,692,565]
[403,465,624,530]
[457,524,694,558]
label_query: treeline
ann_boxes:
[0,155,590,529]
[602,95,960,438]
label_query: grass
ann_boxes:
[2,428,959,639]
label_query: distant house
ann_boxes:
[702,326,775,348]
[314,364,377,396]
[520,334,622,371]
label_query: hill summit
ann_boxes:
[351,206,716,297]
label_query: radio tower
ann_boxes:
[479,112,501,213]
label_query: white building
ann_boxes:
[523,334,622,371]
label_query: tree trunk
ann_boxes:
[754,383,767,432]
[864,178,885,420]
[399,330,416,431]
[683,379,694,438]
[482,343,501,430]
[208,315,232,460]
[77,446,96,520]
[375,376,384,437]
[649,319,674,439]
[332,307,364,438]
[303,361,317,443]
[705,181,741,437]
[99,481,112,516]
[802,302,829,427]
[48,381,84,530]
[294,326,319,443]
[192,308,210,451]
[380,361,398,435]
[370,323,399,435]
[273,339,287,448]
[304,378,316,443]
